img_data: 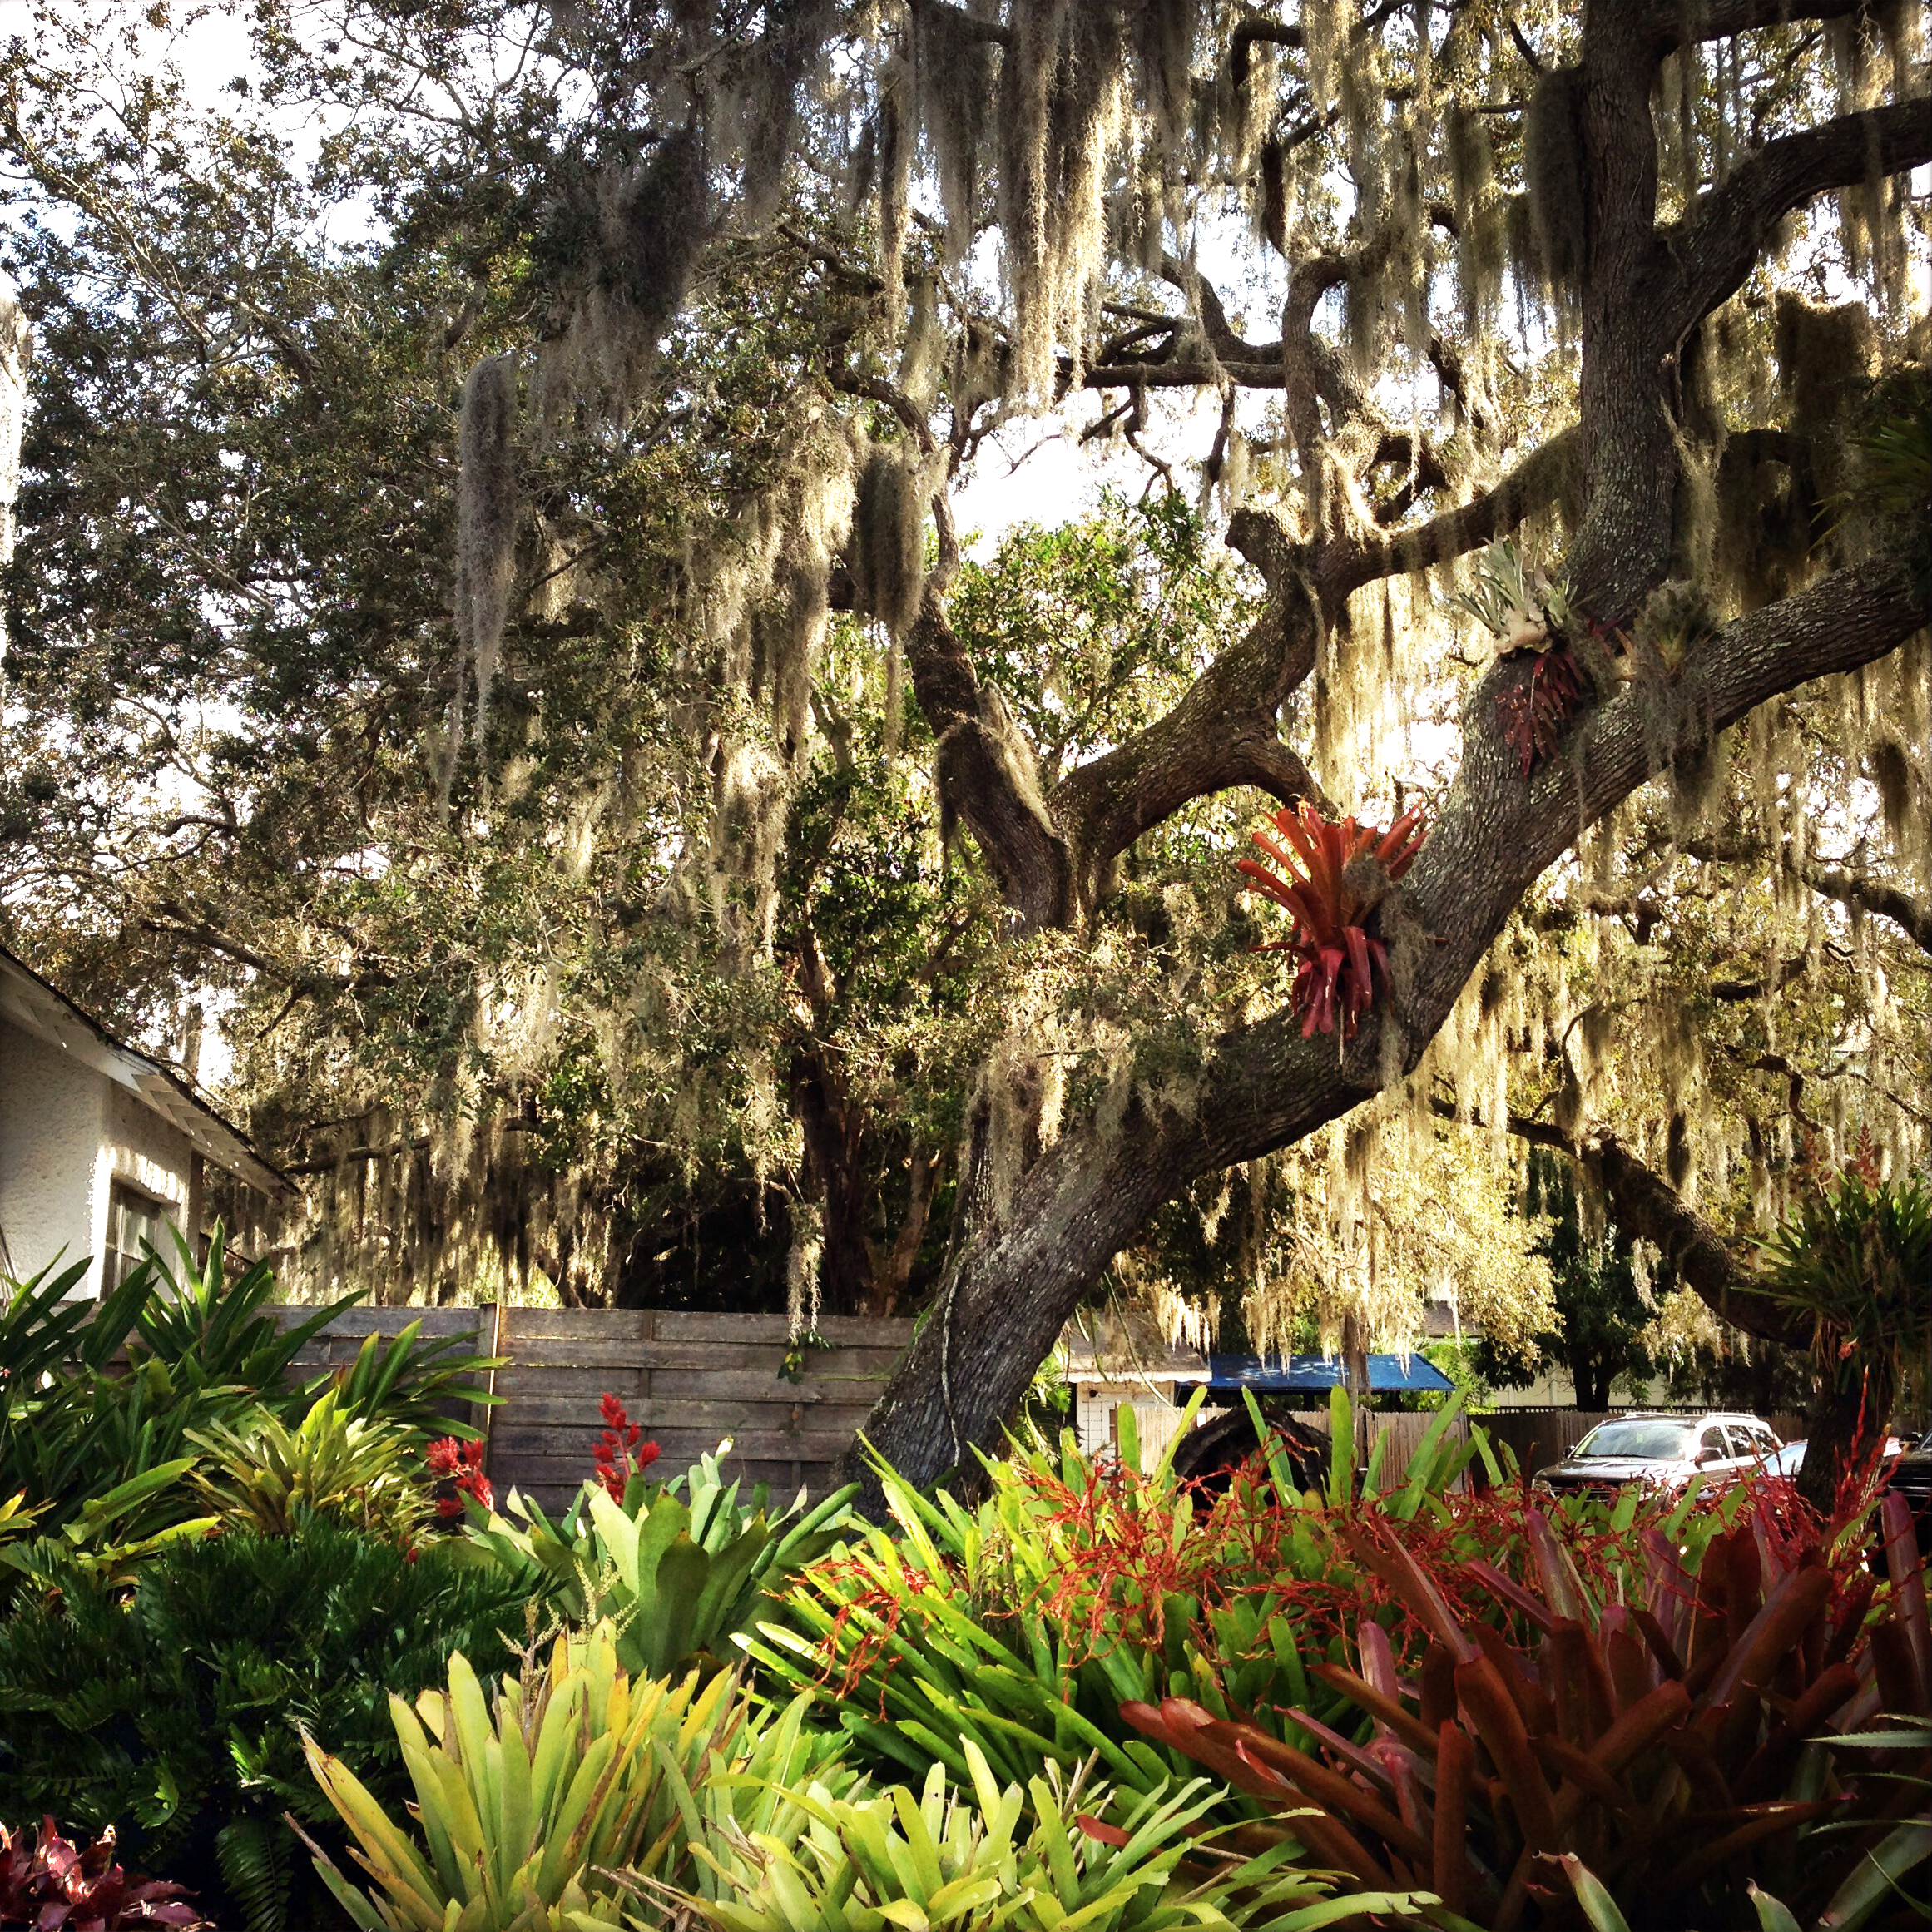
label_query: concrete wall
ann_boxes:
[0,1016,191,1294]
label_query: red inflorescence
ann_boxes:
[802,1441,1875,1716]
[1237,800,1428,1040]
[424,1435,492,1518]
[593,1392,661,1503]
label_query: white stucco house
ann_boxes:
[0,944,290,1295]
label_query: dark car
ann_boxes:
[1532,1411,1781,1499]
[1882,1430,1932,1557]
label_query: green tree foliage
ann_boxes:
[1478,1150,1655,1411]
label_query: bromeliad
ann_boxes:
[1237,800,1427,1040]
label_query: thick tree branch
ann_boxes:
[1796,864,1932,955]
[1685,835,1932,955]
[1328,427,1580,601]
[1050,553,1325,907]
[1645,0,1871,51]
[1666,97,1932,344]
[1429,1095,1806,1348]
[904,590,1075,930]
[850,552,1927,1491]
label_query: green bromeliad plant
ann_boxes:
[301,1618,845,1932]
[463,1432,855,1682]
[751,1390,1493,1799]
[668,1741,1429,1932]
[188,1388,427,1538]
[0,1231,500,1590]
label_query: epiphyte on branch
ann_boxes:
[1447,538,1576,658]
[1237,800,1429,1041]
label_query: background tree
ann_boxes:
[0,0,1925,1502]
[1475,1150,1655,1411]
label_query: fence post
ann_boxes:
[478,1301,504,1474]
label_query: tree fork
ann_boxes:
[846,555,1928,1500]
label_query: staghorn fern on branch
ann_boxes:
[1446,539,1576,658]
[1449,540,1593,776]
[1237,801,1428,1041]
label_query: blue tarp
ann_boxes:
[1192,1352,1454,1395]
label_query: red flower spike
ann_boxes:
[590,1392,660,1501]
[425,1438,462,1476]
[1238,800,1427,1041]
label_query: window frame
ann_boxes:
[102,1180,171,1296]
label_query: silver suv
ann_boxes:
[1532,1412,1783,1499]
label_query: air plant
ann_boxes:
[1449,541,1592,775]
[1237,800,1427,1040]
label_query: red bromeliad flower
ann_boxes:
[593,1393,660,1502]
[424,1437,492,1518]
[1236,800,1428,1039]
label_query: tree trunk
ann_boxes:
[1795,1355,1899,1519]
[843,557,1924,1504]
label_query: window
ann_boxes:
[104,1182,168,1294]
[1700,1426,1731,1462]
[1573,1420,1696,1460]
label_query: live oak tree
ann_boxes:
[2,0,1927,1497]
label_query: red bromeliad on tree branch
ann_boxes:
[1238,801,1429,1039]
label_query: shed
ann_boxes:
[0,944,290,1295]
[1185,1352,1456,1399]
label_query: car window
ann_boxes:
[1725,1425,1761,1459]
[1574,1420,1697,1460]
[1752,1425,1781,1455]
[1701,1427,1730,1460]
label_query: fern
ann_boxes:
[215,1819,290,1932]
[0,1521,524,1930]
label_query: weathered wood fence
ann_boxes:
[1266,1405,1473,1488]
[272,1304,914,1512]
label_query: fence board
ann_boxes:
[260,1302,911,1503]
[1281,1408,1471,1490]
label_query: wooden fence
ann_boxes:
[1271,1405,1473,1489]
[272,1304,914,1512]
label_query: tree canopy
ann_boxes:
[1,0,1926,1493]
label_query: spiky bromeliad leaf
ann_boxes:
[1494,642,1587,775]
[1236,800,1427,1040]
[1751,1167,1931,1374]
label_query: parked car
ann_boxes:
[1882,1429,1932,1556]
[1532,1412,1783,1499]
[1761,1434,1910,1480]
